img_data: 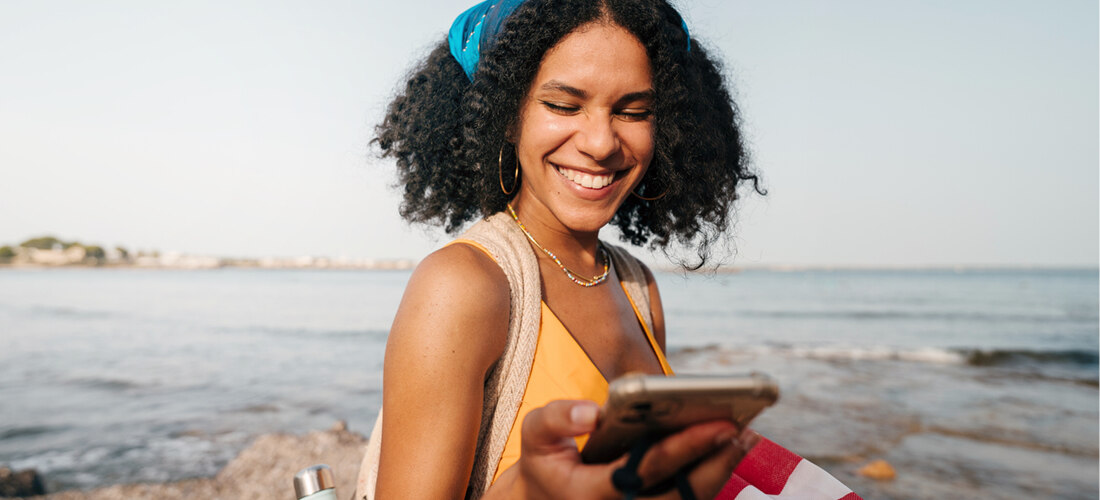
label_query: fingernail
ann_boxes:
[715,428,739,446]
[735,429,762,452]
[570,402,598,426]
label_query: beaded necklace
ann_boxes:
[506,204,610,287]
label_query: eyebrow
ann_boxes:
[539,80,655,104]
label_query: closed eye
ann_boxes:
[617,109,652,121]
[540,101,580,114]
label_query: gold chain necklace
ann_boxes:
[506,204,610,287]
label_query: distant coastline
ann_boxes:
[0,235,415,270]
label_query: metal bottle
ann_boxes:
[293,464,337,500]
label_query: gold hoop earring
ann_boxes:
[499,144,519,195]
[631,183,668,201]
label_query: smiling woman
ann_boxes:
[355,1,788,499]
[513,23,656,236]
[376,0,761,264]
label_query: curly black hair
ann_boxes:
[375,0,762,268]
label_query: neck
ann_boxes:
[507,201,602,270]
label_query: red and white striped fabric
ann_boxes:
[717,436,862,500]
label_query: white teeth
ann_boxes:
[556,165,613,189]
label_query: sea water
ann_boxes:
[0,267,1096,499]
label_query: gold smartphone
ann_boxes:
[580,372,779,463]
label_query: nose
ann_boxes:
[574,114,620,162]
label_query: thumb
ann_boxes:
[521,400,600,454]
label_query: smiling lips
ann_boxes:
[554,164,617,189]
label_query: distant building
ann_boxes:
[23,246,86,265]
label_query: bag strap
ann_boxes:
[604,243,654,335]
[458,212,544,499]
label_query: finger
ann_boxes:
[521,400,600,454]
[635,420,739,487]
[681,433,753,500]
[736,428,763,452]
[517,400,625,500]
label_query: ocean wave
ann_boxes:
[0,425,65,440]
[231,325,388,340]
[672,344,970,365]
[783,345,969,364]
[672,344,1099,369]
[736,309,1093,323]
[27,305,116,319]
[962,348,1099,367]
[63,376,152,391]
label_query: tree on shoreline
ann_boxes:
[2,236,116,265]
[82,245,106,262]
[20,236,73,250]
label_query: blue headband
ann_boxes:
[448,0,692,82]
[448,0,525,81]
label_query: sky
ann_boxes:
[1,0,1096,267]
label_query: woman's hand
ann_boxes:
[485,400,751,500]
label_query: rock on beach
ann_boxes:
[856,459,897,481]
[26,422,366,500]
[1,466,46,497]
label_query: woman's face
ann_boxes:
[512,21,655,234]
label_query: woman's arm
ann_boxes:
[375,243,510,500]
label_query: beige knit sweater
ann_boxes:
[355,212,653,499]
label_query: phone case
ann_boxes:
[580,372,779,463]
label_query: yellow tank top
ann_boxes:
[491,298,674,482]
[447,240,674,483]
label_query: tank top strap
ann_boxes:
[446,238,495,260]
[620,283,674,375]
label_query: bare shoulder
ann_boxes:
[389,242,511,375]
[411,242,510,315]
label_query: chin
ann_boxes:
[553,200,622,234]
